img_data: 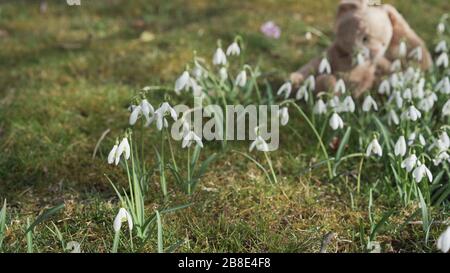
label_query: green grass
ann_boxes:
[0,0,449,253]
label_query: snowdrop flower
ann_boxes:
[437,227,450,253]
[305,31,312,40]
[226,42,240,56]
[235,70,247,87]
[378,79,391,95]
[362,95,378,112]
[278,107,289,126]
[388,110,399,126]
[249,136,270,152]
[419,134,426,146]
[219,67,228,81]
[313,99,327,115]
[418,93,437,112]
[408,46,423,61]
[189,78,203,97]
[129,99,155,126]
[412,162,433,183]
[107,142,118,165]
[113,208,133,232]
[192,63,204,80]
[366,138,383,157]
[407,133,417,145]
[277,82,292,99]
[327,96,340,111]
[296,85,308,102]
[319,58,331,74]
[436,77,450,94]
[394,136,407,157]
[401,154,417,172]
[342,96,355,113]
[401,105,421,121]
[390,59,402,72]
[443,100,450,116]
[175,71,190,94]
[393,91,403,109]
[213,47,227,66]
[402,88,412,100]
[305,75,315,91]
[399,41,407,58]
[155,102,177,130]
[182,131,203,148]
[437,22,446,35]
[437,132,450,151]
[329,112,344,130]
[334,79,346,94]
[436,52,449,68]
[435,40,447,53]
[66,241,81,253]
[433,151,450,166]
[108,137,130,166]
[260,21,281,39]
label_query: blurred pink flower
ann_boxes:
[260,21,281,39]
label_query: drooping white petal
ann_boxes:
[399,41,407,58]
[319,58,331,74]
[362,95,378,112]
[313,99,327,115]
[401,154,417,172]
[107,144,118,165]
[175,71,190,94]
[226,42,240,56]
[278,107,289,126]
[296,86,308,102]
[334,79,346,94]
[113,208,133,232]
[129,105,141,126]
[435,40,447,53]
[235,70,247,87]
[329,112,344,130]
[436,52,449,68]
[394,136,407,157]
[213,47,227,66]
[249,136,270,152]
[437,227,450,253]
[277,82,292,99]
[378,80,391,95]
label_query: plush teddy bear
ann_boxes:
[290,0,432,97]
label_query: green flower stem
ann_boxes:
[264,152,278,184]
[112,230,120,253]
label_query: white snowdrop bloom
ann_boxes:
[113,208,133,233]
[401,105,421,121]
[192,64,204,80]
[107,143,118,165]
[219,67,228,81]
[401,154,417,172]
[342,96,355,113]
[182,131,203,148]
[419,134,426,146]
[399,41,407,58]
[235,70,247,87]
[394,136,407,157]
[226,42,240,56]
[407,133,416,145]
[436,52,449,68]
[249,136,270,152]
[366,138,383,157]
[277,82,292,99]
[362,95,378,112]
[408,46,423,62]
[329,112,344,130]
[319,58,331,74]
[443,100,450,116]
[129,100,155,127]
[175,71,190,94]
[328,96,340,111]
[437,22,446,35]
[334,79,346,94]
[114,137,131,165]
[393,91,403,109]
[390,59,402,72]
[413,78,425,99]
[412,162,433,183]
[313,99,327,115]
[436,77,450,94]
[278,107,289,126]
[418,93,437,112]
[305,75,315,91]
[437,132,450,151]
[435,40,447,53]
[402,88,412,100]
[390,73,401,89]
[378,79,391,95]
[388,110,399,126]
[433,151,450,166]
[296,85,309,102]
[66,241,81,253]
[437,227,450,253]
[155,102,177,130]
[213,47,227,65]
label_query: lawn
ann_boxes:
[0,0,449,253]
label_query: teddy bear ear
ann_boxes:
[337,0,368,17]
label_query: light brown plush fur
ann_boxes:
[290,0,432,97]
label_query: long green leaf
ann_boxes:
[25,203,65,235]
[336,127,352,162]
[0,200,6,249]
[156,211,163,253]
